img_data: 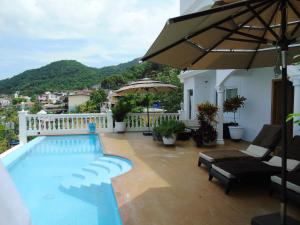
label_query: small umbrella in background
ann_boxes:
[115,78,177,135]
[142,0,300,224]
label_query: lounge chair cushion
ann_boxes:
[212,164,236,178]
[212,159,281,179]
[199,150,250,163]
[199,125,281,164]
[271,172,300,194]
[241,144,269,158]
[263,156,300,171]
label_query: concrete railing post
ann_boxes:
[18,110,27,144]
[106,110,113,132]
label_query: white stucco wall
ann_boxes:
[180,0,214,15]
[182,70,216,120]
[68,95,90,112]
[223,68,275,141]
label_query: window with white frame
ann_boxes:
[225,88,238,100]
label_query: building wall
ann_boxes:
[68,95,90,112]
[180,0,213,15]
[182,70,216,120]
[223,68,275,141]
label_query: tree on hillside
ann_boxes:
[30,101,43,114]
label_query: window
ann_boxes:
[225,88,238,100]
[188,89,193,119]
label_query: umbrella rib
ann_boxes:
[189,1,275,68]
[186,40,206,52]
[215,26,272,43]
[246,1,280,69]
[141,0,269,62]
[287,0,300,36]
[226,37,268,44]
[247,4,280,40]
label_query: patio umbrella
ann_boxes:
[115,78,177,135]
[141,0,300,224]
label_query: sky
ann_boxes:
[0,0,179,80]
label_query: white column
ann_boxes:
[216,85,225,145]
[291,76,300,136]
[106,110,113,132]
[18,111,27,144]
[178,102,186,121]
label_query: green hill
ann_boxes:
[0,58,183,112]
[0,58,140,95]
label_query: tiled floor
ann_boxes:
[100,132,300,225]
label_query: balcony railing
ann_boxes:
[18,111,180,143]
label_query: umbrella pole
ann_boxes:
[147,99,150,132]
[252,1,300,225]
[280,1,288,224]
[280,47,288,225]
[143,91,152,136]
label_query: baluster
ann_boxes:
[74,116,77,129]
[28,116,32,131]
[71,117,74,130]
[66,116,69,129]
[38,117,41,131]
[33,116,37,131]
[57,117,61,130]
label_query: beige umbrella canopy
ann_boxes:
[115,78,177,95]
[115,78,177,135]
[141,0,300,70]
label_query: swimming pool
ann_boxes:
[2,134,132,225]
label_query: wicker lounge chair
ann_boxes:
[198,125,281,168]
[208,148,300,194]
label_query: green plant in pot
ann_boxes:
[223,95,246,141]
[155,120,185,145]
[192,102,218,147]
[112,99,132,133]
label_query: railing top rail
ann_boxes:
[127,112,179,115]
[26,113,107,117]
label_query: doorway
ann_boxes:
[271,79,294,142]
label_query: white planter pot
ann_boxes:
[228,126,244,141]
[115,122,126,133]
[162,135,176,146]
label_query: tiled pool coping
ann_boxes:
[0,137,45,168]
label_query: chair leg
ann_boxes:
[225,183,231,195]
[198,158,202,167]
[209,172,213,181]
[269,185,274,196]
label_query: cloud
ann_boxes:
[0,0,179,78]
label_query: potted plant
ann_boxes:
[155,120,185,145]
[193,102,218,146]
[112,100,132,133]
[223,95,247,141]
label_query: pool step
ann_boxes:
[61,156,132,190]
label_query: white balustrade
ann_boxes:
[25,113,111,136]
[19,111,180,140]
[126,113,180,132]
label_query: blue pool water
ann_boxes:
[2,134,132,225]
